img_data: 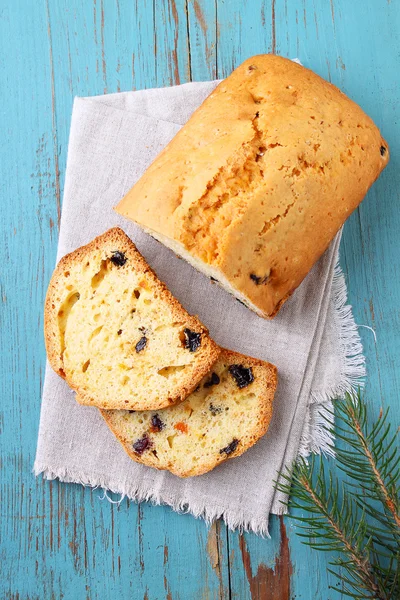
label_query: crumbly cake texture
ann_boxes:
[116,54,389,318]
[99,349,278,477]
[44,228,220,410]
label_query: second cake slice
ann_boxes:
[45,227,220,410]
[100,349,277,477]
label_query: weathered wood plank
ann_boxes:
[154,0,191,86]
[187,0,217,81]
[227,518,292,600]
[1,1,399,599]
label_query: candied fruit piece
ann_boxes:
[229,364,254,389]
[133,434,152,455]
[150,413,165,433]
[110,250,127,266]
[135,336,147,353]
[220,439,239,455]
[174,422,188,433]
[183,328,201,352]
[204,372,220,388]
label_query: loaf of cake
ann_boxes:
[116,55,389,318]
[100,349,277,477]
[44,228,220,410]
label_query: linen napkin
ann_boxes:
[34,80,365,535]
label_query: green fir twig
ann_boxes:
[276,391,400,599]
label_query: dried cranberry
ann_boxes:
[380,145,387,156]
[209,403,222,416]
[183,328,201,352]
[150,413,165,432]
[220,439,239,455]
[204,372,220,388]
[110,251,127,266]
[229,364,254,389]
[133,434,152,455]
[135,336,147,353]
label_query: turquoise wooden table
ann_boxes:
[1,1,399,598]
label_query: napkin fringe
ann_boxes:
[33,463,272,536]
[297,259,366,458]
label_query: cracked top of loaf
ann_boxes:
[116,55,389,318]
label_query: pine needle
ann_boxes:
[276,391,399,599]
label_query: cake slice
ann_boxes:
[44,227,220,410]
[100,349,277,477]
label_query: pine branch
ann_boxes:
[335,396,400,532]
[276,391,400,599]
[278,461,389,599]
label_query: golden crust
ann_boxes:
[44,227,220,410]
[116,54,389,318]
[98,348,278,477]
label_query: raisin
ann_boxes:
[117,329,122,336]
[380,145,387,156]
[209,403,222,416]
[110,251,127,266]
[220,439,239,455]
[133,434,152,455]
[183,328,201,352]
[229,364,254,389]
[255,111,260,118]
[250,273,269,285]
[135,336,147,353]
[250,273,261,284]
[204,372,220,388]
[150,413,165,432]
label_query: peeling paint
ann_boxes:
[239,517,292,600]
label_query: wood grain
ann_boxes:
[1,1,399,599]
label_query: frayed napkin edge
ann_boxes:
[297,257,366,459]
[32,462,274,537]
